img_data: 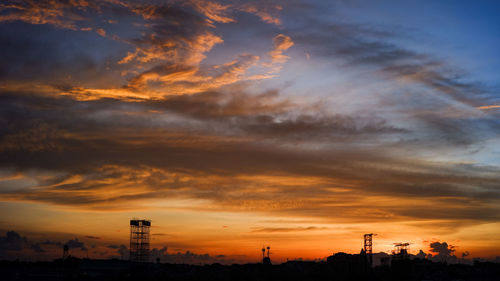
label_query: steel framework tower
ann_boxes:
[364,233,374,267]
[130,219,151,263]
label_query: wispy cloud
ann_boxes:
[264,34,294,73]
[239,2,283,26]
[251,226,329,233]
[477,105,500,110]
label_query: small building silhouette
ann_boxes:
[62,244,69,259]
[327,249,370,277]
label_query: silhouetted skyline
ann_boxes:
[1,229,498,265]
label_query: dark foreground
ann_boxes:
[1,258,499,281]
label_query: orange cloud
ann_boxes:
[126,53,272,96]
[0,0,92,30]
[265,34,294,73]
[477,105,500,110]
[187,0,236,24]
[59,86,154,100]
[0,1,290,100]
[270,34,294,62]
[240,3,282,25]
[119,32,223,66]
[96,28,106,37]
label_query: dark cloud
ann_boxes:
[0,23,123,86]
[117,244,128,260]
[0,88,406,170]
[429,241,455,256]
[0,231,28,251]
[0,230,124,260]
[0,0,94,30]
[410,113,500,146]
[106,245,240,264]
[30,243,45,253]
[428,241,459,263]
[0,89,499,224]
[154,90,405,140]
[28,240,64,254]
[0,1,134,90]
[154,90,289,119]
[0,231,68,259]
[37,240,63,246]
[65,238,87,251]
[106,244,128,259]
[150,247,243,265]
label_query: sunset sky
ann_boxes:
[1,0,500,263]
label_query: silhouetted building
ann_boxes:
[2,257,500,281]
[391,242,413,279]
[63,244,69,259]
[327,249,369,277]
[380,256,390,266]
[129,219,151,263]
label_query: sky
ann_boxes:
[0,0,500,264]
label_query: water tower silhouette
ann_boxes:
[262,246,271,265]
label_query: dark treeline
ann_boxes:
[1,257,499,281]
